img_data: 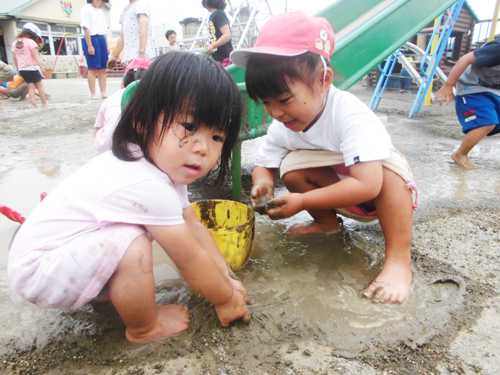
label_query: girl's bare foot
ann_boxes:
[125,305,190,342]
[101,92,108,99]
[452,151,477,169]
[285,220,341,238]
[363,262,412,304]
[91,94,98,100]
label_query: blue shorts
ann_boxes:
[82,35,108,70]
[455,92,500,136]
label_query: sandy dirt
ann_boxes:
[1,77,500,375]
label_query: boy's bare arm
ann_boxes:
[267,161,384,218]
[436,51,476,106]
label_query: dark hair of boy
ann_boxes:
[87,0,109,3]
[112,52,243,183]
[165,30,176,39]
[202,0,227,10]
[245,52,330,102]
[122,68,148,88]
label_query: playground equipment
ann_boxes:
[179,0,273,53]
[228,0,459,200]
[369,0,466,117]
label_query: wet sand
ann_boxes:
[1,78,500,374]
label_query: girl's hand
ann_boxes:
[215,290,251,327]
[226,271,253,304]
[250,183,274,214]
[265,193,303,220]
[88,46,95,56]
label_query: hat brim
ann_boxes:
[230,48,308,68]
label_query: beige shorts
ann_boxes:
[279,149,419,222]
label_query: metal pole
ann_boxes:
[489,0,500,41]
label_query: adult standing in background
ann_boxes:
[81,0,110,99]
[108,0,156,67]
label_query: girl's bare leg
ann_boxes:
[87,69,98,99]
[282,167,342,237]
[27,82,37,108]
[452,124,496,169]
[98,68,107,98]
[35,81,48,107]
[108,234,190,342]
[363,168,413,304]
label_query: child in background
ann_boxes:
[8,53,250,342]
[94,58,152,153]
[165,30,180,52]
[435,38,500,169]
[81,0,110,99]
[231,11,418,304]
[202,0,233,67]
[11,23,48,108]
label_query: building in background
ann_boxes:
[0,0,112,76]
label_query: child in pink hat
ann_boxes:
[231,11,418,304]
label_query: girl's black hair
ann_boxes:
[202,0,227,10]
[122,68,148,88]
[113,52,242,183]
[165,30,176,39]
[245,52,329,101]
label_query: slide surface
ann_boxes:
[228,0,457,90]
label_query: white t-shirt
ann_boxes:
[94,88,124,153]
[9,150,189,258]
[256,86,393,168]
[80,3,108,36]
[119,0,156,63]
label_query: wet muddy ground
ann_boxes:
[1,78,500,374]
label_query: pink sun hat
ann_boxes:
[231,11,335,68]
[124,58,153,74]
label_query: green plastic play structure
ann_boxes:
[228,0,457,200]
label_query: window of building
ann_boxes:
[16,21,81,57]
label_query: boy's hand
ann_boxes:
[215,290,251,328]
[435,83,454,106]
[265,193,303,220]
[250,184,274,214]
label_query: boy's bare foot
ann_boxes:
[125,305,190,342]
[101,92,108,99]
[451,151,477,169]
[285,220,341,238]
[91,94,98,100]
[363,262,412,304]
